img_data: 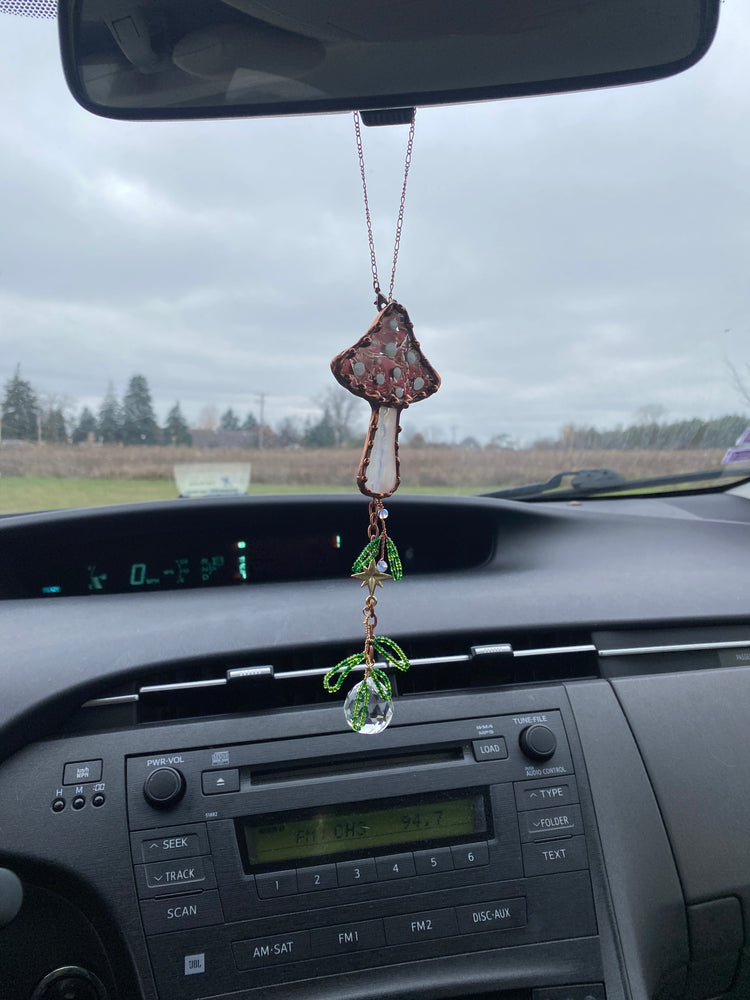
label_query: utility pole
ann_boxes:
[257,393,266,449]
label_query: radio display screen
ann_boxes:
[239,790,488,867]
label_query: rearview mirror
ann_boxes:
[58,0,720,122]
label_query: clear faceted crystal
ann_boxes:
[344,678,393,734]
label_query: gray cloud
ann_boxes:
[1,7,749,445]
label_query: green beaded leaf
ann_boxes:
[372,635,410,673]
[385,537,403,580]
[350,680,372,731]
[351,538,381,574]
[323,651,365,693]
[369,666,393,701]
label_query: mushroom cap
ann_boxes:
[331,301,441,409]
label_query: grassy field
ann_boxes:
[0,478,494,513]
[0,443,730,513]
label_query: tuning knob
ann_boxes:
[143,767,185,808]
[519,725,557,761]
[32,966,108,1000]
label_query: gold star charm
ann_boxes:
[352,559,392,596]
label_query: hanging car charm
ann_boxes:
[331,300,440,498]
[324,110,441,734]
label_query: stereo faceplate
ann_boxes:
[126,710,596,1000]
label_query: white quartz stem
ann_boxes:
[363,406,399,496]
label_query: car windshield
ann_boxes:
[1,5,749,513]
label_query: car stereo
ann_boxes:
[125,710,597,1000]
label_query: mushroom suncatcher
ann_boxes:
[324,299,441,734]
[331,300,441,498]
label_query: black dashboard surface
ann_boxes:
[1,491,749,1000]
[2,491,750,759]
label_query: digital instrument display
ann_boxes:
[0,502,493,600]
[240,790,488,867]
[35,532,347,596]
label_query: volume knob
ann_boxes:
[519,725,557,761]
[143,767,185,808]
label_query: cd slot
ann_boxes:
[250,746,466,785]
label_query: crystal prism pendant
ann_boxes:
[344,677,393,734]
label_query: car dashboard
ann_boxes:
[0,491,749,1000]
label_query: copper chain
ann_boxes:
[353,109,416,309]
[367,498,381,539]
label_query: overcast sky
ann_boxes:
[1,4,749,445]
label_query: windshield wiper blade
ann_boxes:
[483,465,750,501]
[484,467,626,500]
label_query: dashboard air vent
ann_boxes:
[69,630,599,730]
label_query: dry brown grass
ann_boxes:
[0,443,728,488]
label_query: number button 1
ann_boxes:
[256,870,298,898]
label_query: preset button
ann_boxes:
[310,919,386,955]
[384,907,459,945]
[336,857,377,886]
[376,853,416,880]
[256,870,298,898]
[233,932,311,970]
[451,842,489,869]
[297,864,337,892]
[413,847,454,875]
[456,896,527,933]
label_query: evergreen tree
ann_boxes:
[303,409,336,447]
[121,374,159,445]
[241,412,258,432]
[72,406,98,444]
[98,383,123,443]
[277,416,302,448]
[164,402,192,446]
[1,366,38,441]
[39,393,75,444]
[42,408,68,443]
[220,407,240,431]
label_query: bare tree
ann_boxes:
[39,392,76,442]
[319,387,358,446]
[634,403,667,425]
[727,359,750,407]
[197,404,219,431]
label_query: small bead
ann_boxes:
[379,508,389,519]
[376,560,388,572]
